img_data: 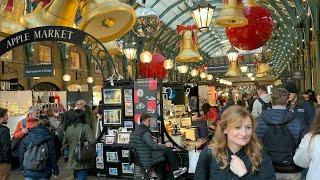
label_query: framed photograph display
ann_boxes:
[109,167,118,176]
[104,109,122,126]
[122,163,134,174]
[117,132,130,144]
[124,121,133,129]
[106,152,118,162]
[103,88,122,105]
[121,150,129,158]
[105,135,115,144]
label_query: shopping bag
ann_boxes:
[188,150,201,173]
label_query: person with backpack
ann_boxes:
[0,107,12,180]
[194,105,275,179]
[11,106,41,169]
[19,115,59,180]
[256,88,305,180]
[293,110,320,180]
[62,109,95,180]
[251,85,271,118]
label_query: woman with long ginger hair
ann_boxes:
[194,105,276,179]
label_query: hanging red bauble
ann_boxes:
[226,5,273,50]
[139,52,167,79]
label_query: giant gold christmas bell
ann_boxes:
[79,0,136,42]
[216,0,247,27]
[176,25,203,63]
[20,0,136,43]
[256,62,270,78]
[20,0,78,28]
[225,61,241,77]
[104,40,122,56]
[0,0,25,35]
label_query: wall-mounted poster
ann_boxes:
[104,109,122,126]
[134,79,159,132]
[103,88,122,105]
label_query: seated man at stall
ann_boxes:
[129,114,187,179]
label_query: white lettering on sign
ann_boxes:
[34,29,74,39]
[6,33,30,48]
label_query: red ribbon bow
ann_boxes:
[177,25,199,45]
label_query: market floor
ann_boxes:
[9,160,130,180]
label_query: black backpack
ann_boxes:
[262,116,297,171]
[257,98,272,111]
[23,141,49,171]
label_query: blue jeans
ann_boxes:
[74,169,88,180]
[25,177,49,180]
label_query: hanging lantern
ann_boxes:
[227,46,239,62]
[163,59,174,70]
[200,72,207,79]
[140,51,153,63]
[87,77,94,83]
[226,0,273,50]
[63,74,71,82]
[123,48,137,61]
[178,65,188,74]
[133,7,160,37]
[240,65,248,73]
[190,68,199,77]
[207,74,213,80]
[176,25,203,63]
[216,0,248,28]
[191,0,215,31]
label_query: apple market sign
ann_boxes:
[0,26,85,55]
[0,26,114,80]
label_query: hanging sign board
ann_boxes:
[24,64,55,77]
[0,26,86,56]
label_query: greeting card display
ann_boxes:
[104,109,122,126]
[134,79,159,132]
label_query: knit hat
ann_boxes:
[284,82,298,94]
[29,106,41,113]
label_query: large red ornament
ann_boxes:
[139,52,167,79]
[226,5,273,50]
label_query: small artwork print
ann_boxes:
[124,102,133,116]
[122,163,134,174]
[124,89,133,102]
[124,121,133,129]
[105,135,115,144]
[103,89,122,105]
[109,167,118,176]
[106,152,118,163]
[122,150,129,158]
[104,109,122,125]
[117,132,130,144]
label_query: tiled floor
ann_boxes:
[9,160,130,180]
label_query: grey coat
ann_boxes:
[129,124,165,168]
[62,123,95,170]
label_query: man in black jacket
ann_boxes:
[129,114,187,179]
[62,102,76,131]
[0,107,11,179]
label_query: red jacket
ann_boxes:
[13,117,37,139]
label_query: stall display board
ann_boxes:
[0,90,33,116]
[134,79,159,132]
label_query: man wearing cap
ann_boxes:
[285,82,316,133]
[13,106,40,139]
